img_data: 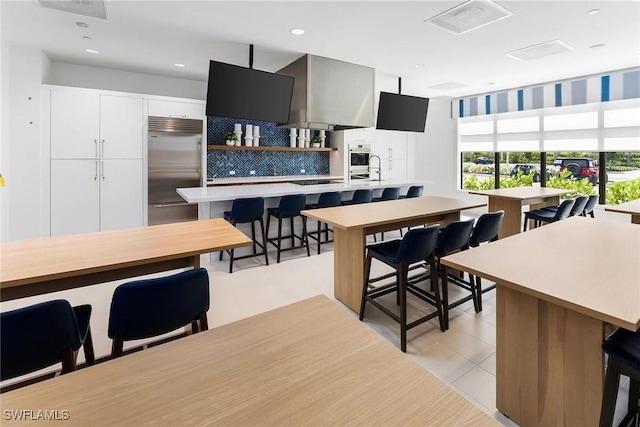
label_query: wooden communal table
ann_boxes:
[1,295,499,426]
[302,196,485,313]
[469,187,572,239]
[0,219,251,301]
[605,199,640,224]
[442,217,640,426]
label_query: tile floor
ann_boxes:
[1,215,632,425]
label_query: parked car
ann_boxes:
[475,156,493,164]
[559,158,607,185]
[509,164,549,182]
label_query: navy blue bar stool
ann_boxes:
[220,196,268,273]
[523,198,575,231]
[600,327,640,427]
[1,299,95,381]
[266,194,310,263]
[359,225,444,352]
[582,194,598,218]
[108,268,210,358]
[306,191,342,254]
[342,189,373,205]
[372,187,400,202]
[468,211,504,311]
[399,185,424,199]
[433,219,475,330]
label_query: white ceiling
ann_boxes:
[2,0,640,99]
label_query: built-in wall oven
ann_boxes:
[349,144,371,180]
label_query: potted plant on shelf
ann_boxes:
[310,135,322,148]
[224,132,238,146]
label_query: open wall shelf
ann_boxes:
[208,145,336,152]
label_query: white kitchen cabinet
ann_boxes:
[51,92,143,159]
[373,130,408,182]
[50,159,143,236]
[148,99,205,120]
[49,88,145,236]
[51,90,100,159]
[99,95,144,159]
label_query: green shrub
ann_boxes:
[462,171,533,190]
[546,169,596,199]
[606,178,640,205]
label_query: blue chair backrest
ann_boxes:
[395,224,440,264]
[276,194,307,217]
[1,300,83,381]
[406,185,423,198]
[108,268,210,341]
[351,189,373,204]
[380,187,400,201]
[583,194,598,215]
[230,197,264,223]
[570,196,589,216]
[317,191,342,208]
[469,210,504,247]
[555,198,576,220]
[436,219,475,256]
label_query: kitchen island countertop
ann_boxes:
[179,180,424,203]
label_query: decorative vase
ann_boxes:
[253,126,260,147]
[245,124,253,147]
[312,143,320,148]
[289,128,297,148]
[319,130,326,148]
[226,140,235,146]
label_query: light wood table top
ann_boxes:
[468,186,571,201]
[302,196,486,230]
[605,199,640,224]
[0,219,251,301]
[469,186,572,239]
[442,216,640,425]
[1,295,498,427]
[442,216,640,330]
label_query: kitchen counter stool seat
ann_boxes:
[359,225,445,352]
[306,191,342,254]
[600,327,640,427]
[523,198,575,231]
[342,189,373,205]
[266,194,310,263]
[108,268,210,359]
[399,185,424,199]
[468,210,504,311]
[1,299,95,381]
[220,196,268,273]
[433,219,476,330]
[372,187,401,241]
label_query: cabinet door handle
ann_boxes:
[101,139,105,157]
[94,139,98,158]
[94,161,98,181]
[101,160,105,180]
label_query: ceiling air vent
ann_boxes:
[35,0,107,20]
[425,0,512,35]
[505,40,574,61]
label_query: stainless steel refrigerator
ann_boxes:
[148,116,202,226]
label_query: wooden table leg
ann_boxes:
[333,227,366,313]
[488,198,523,239]
[496,285,604,425]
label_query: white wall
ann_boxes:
[413,99,459,198]
[0,1,7,242]
[47,63,207,100]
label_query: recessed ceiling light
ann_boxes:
[587,9,600,15]
[82,36,92,40]
[590,44,606,49]
[174,63,186,68]
[76,21,88,28]
[290,28,305,35]
[488,82,495,85]
[85,49,99,54]
[415,63,426,69]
